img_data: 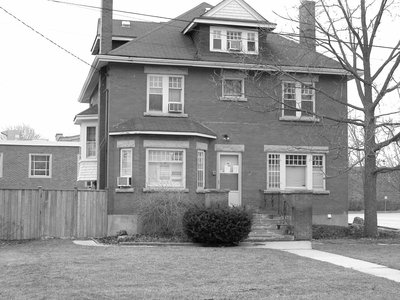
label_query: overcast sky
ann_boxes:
[0,0,301,140]
[0,0,397,140]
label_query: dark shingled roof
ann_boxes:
[107,2,342,71]
[111,116,217,138]
[76,105,98,116]
[96,19,162,38]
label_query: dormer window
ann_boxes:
[210,26,258,54]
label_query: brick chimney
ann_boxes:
[299,0,316,51]
[100,0,113,54]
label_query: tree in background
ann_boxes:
[1,124,41,140]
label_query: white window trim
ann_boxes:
[266,153,326,191]
[120,148,132,177]
[221,77,247,101]
[281,81,318,121]
[146,74,185,115]
[197,150,205,190]
[210,26,259,54]
[145,148,186,190]
[86,126,97,159]
[29,154,52,178]
[0,153,3,178]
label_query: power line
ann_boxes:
[48,0,400,52]
[0,5,96,71]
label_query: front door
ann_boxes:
[217,153,241,207]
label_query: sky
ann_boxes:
[0,0,301,140]
[0,0,398,141]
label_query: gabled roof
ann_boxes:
[183,0,276,33]
[110,116,217,139]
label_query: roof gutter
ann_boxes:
[78,54,350,103]
[109,130,217,139]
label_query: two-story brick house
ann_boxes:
[76,0,349,233]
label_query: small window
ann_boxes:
[223,79,244,99]
[285,155,307,188]
[212,30,222,50]
[312,155,325,189]
[149,75,163,112]
[267,154,280,189]
[86,126,96,158]
[197,150,205,189]
[247,32,256,52]
[120,149,132,177]
[29,154,51,178]
[227,31,242,51]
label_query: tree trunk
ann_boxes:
[363,112,378,237]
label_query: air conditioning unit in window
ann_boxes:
[117,176,132,187]
[228,40,242,51]
[168,103,183,113]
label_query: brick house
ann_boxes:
[0,140,80,189]
[76,0,349,232]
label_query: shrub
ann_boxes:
[312,225,350,239]
[182,206,252,246]
[138,191,197,237]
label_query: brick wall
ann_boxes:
[0,144,79,189]
[104,63,348,224]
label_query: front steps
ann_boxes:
[246,213,294,242]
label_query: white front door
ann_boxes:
[217,153,241,207]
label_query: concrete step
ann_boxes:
[247,213,293,242]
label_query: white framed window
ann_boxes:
[197,150,205,189]
[120,148,132,177]
[0,153,3,178]
[29,154,51,178]
[267,153,325,190]
[86,126,96,158]
[146,149,185,189]
[210,26,258,54]
[222,78,245,100]
[147,75,184,114]
[282,81,315,118]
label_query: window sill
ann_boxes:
[279,116,320,122]
[219,97,247,102]
[262,189,330,195]
[115,187,135,193]
[143,188,189,193]
[196,188,230,194]
[144,112,188,118]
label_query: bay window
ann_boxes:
[86,126,96,158]
[146,149,185,189]
[197,150,205,189]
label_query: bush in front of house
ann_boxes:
[182,206,252,246]
[312,225,350,239]
[138,191,197,237]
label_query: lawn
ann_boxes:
[1,240,400,299]
[313,238,400,270]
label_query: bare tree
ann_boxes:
[308,0,400,237]
[2,124,41,140]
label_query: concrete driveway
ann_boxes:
[348,211,400,229]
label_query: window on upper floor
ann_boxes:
[29,154,51,178]
[147,75,184,114]
[86,126,96,158]
[146,149,185,189]
[281,82,316,120]
[266,153,325,191]
[210,26,258,54]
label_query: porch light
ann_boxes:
[222,134,230,141]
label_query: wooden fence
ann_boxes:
[0,188,107,240]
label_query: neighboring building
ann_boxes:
[76,0,349,231]
[55,133,80,142]
[0,140,81,190]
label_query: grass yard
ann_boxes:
[313,238,400,270]
[1,240,400,299]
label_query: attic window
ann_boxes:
[121,21,131,28]
[210,26,258,54]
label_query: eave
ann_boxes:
[109,130,217,139]
[78,55,350,103]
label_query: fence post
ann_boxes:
[38,186,44,238]
[73,187,78,238]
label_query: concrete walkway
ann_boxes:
[259,241,400,283]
